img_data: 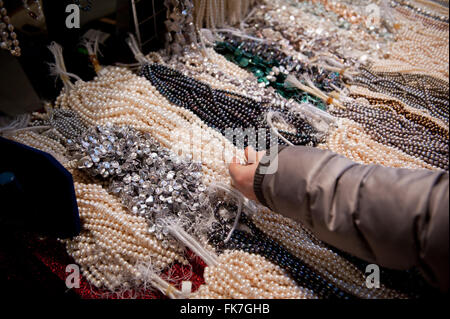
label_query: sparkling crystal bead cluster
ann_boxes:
[68,124,212,248]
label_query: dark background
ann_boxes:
[0,0,166,115]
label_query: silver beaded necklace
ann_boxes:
[70,124,214,250]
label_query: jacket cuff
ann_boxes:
[253,168,268,207]
[253,145,288,208]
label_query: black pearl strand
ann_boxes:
[140,63,319,150]
[33,108,87,142]
[329,97,449,170]
[353,68,449,124]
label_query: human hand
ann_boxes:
[228,146,266,201]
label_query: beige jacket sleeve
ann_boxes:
[253,146,449,291]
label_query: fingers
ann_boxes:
[245,146,266,164]
[231,156,240,165]
[245,146,258,164]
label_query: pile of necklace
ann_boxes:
[352,68,449,123]
[329,96,448,170]
[245,0,390,65]
[370,1,449,81]
[214,39,336,110]
[68,124,213,249]
[3,128,189,292]
[140,63,320,149]
[251,208,409,298]
[159,46,334,146]
[317,117,437,170]
[65,180,188,292]
[54,66,245,186]
[28,107,335,297]
[208,39,444,171]
[192,250,316,299]
[2,0,447,299]
[161,47,335,137]
[161,48,254,94]
[207,202,353,299]
[162,47,315,114]
[348,84,448,130]
[391,0,449,23]
[205,195,412,298]
[216,36,344,92]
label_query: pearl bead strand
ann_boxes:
[318,118,437,169]
[251,209,407,299]
[349,85,449,132]
[192,250,318,299]
[54,66,245,186]
[65,182,188,291]
[371,5,449,82]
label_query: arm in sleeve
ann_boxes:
[253,146,449,291]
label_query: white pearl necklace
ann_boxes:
[371,5,449,82]
[64,181,188,291]
[192,250,318,299]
